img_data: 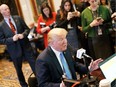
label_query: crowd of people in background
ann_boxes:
[0,0,115,87]
[35,0,115,60]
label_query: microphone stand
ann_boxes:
[75,48,98,86]
[82,55,97,86]
[82,55,91,79]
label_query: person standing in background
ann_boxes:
[110,0,115,13]
[74,0,90,13]
[56,0,81,56]
[81,0,114,60]
[71,0,90,55]
[0,4,36,87]
[28,22,40,57]
[100,0,112,13]
[36,3,56,48]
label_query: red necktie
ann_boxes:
[9,18,16,34]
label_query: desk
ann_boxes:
[64,69,105,87]
[90,68,105,80]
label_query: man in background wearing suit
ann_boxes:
[35,28,103,87]
[0,4,36,87]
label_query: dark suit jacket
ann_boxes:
[35,46,87,87]
[0,15,32,58]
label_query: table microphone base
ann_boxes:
[81,75,99,86]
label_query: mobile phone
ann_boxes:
[96,17,102,21]
[72,12,76,16]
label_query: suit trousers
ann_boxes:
[11,49,36,87]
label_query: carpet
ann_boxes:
[0,59,32,87]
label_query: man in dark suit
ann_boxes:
[0,4,36,87]
[35,28,103,87]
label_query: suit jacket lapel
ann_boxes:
[47,47,63,75]
[47,47,77,79]
[12,17,19,33]
[12,17,18,27]
[3,20,14,35]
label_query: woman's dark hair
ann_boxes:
[40,3,53,21]
[100,0,108,5]
[59,0,74,20]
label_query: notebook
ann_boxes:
[99,54,116,86]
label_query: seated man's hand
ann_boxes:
[89,58,103,72]
[60,81,66,87]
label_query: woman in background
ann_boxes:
[100,0,112,13]
[81,0,114,60]
[36,3,56,48]
[56,0,81,56]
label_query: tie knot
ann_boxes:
[60,52,63,55]
[60,52,64,58]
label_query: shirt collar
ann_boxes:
[50,46,61,56]
[4,16,12,22]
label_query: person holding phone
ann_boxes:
[56,0,82,57]
[81,0,114,60]
[36,3,56,48]
[0,4,36,87]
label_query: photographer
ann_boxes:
[36,3,56,48]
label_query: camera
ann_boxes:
[49,22,57,29]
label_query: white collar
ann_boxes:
[50,46,61,56]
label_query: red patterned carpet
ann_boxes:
[0,58,32,87]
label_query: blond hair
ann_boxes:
[48,28,67,44]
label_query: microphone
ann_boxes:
[82,53,92,59]
[76,48,92,59]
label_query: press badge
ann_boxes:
[98,26,102,35]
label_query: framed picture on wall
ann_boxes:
[36,0,48,13]
[30,0,55,21]
[35,0,55,14]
